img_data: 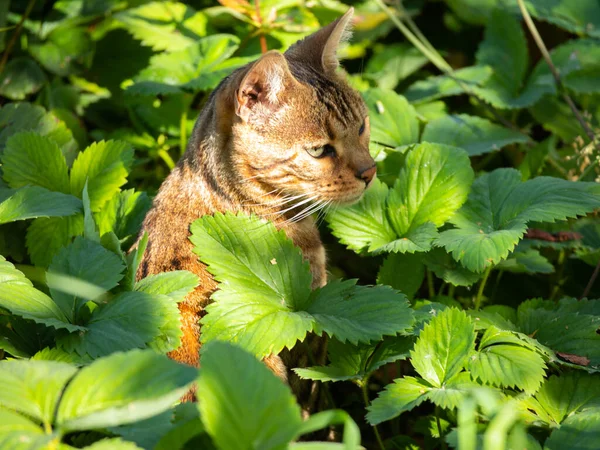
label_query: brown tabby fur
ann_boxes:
[135,8,376,411]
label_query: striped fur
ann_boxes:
[135,8,375,411]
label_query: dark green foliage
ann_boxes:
[0,1,599,449]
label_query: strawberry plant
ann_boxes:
[1,1,600,449]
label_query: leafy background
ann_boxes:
[0,0,600,449]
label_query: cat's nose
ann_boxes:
[357,165,377,185]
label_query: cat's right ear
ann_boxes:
[235,51,296,123]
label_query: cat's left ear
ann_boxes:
[285,7,354,74]
[235,51,297,122]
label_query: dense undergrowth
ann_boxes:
[1,0,600,449]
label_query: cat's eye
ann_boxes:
[307,144,336,158]
[358,120,366,136]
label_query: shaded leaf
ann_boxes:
[56,350,197,432]
[0,186,81,225]
[198,342,302,450]
[2,131,70,193]
[421,114,529,156]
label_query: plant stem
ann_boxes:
[550,249,567,301]
[435,406,447,450]
[517,0,599,152]
[375,0,525,134]
[0,0,37,74]
[448,284,456,299]
[302,340,336,409]
[179,96,190,157]
[581,257,600,299]
[427,269,435,298]
[474,265,492,310]
[254,0,267,54]
[361,379,385,450]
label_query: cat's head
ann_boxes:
[229,8,376,214]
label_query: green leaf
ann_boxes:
[386,143,474,251]
[532,372,600,425]
[0,256,82,332]
[26,215,84,268]
[128,35,248,95]
[425,372,482,410]
[109,410,177,450]
[82,438,145,450]
[0,359,76,424]
[0,57,47,100]
[367,376,431,425]
[377,252,425,300]
[122,232,148,291]
[56,350,197,432]
[58,291,175,358]
[197,341,303,450]
[532,39,600,95]
[411,308,476,387]
[519,137,554,180]
[2,132,70,193]
[194,213,413,359]
[308,280,413,344]
[496,248,555,274]
[517,299,600,367]
[404,66,492,104]
[114,2,207,52]
[544,409,600,450]
[135,270,199,303]
[468,328,547,394]
[362,88,419,148]
[192,213,313,358]
[523,1,600,39]
[29,26,93,76]
[0,407,43,436]
[0,102,77,158]
[473,10,531,109]
[69,140,135,212]
[421,114,529,156]
[82,181,100,243]
[47,236,125,322]
[327,178,396,253]
[95,189,151,241]
[364,43,429,90]
[295,336,413,383]
[437,168,600,272]
[0,186,81,224]
[423,248,481,287]
[0,408,50,450]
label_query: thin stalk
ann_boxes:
[517,0,599,151]
[374,0,449,72]
[361,379,385,450]
[254,0,267,54]
[448,284,456,299]
[437,282,447,297]
[302,340,336,410]
[435,406,447,450]
[474,265,492,310]
[581,257,600,299]
[0,0,37,74]
[375,0,524,134]
[396,0,438,57]
[426,269,435,298]
[549,249,567,301]
[180,104,188,157]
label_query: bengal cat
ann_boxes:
[136,8,376,410]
